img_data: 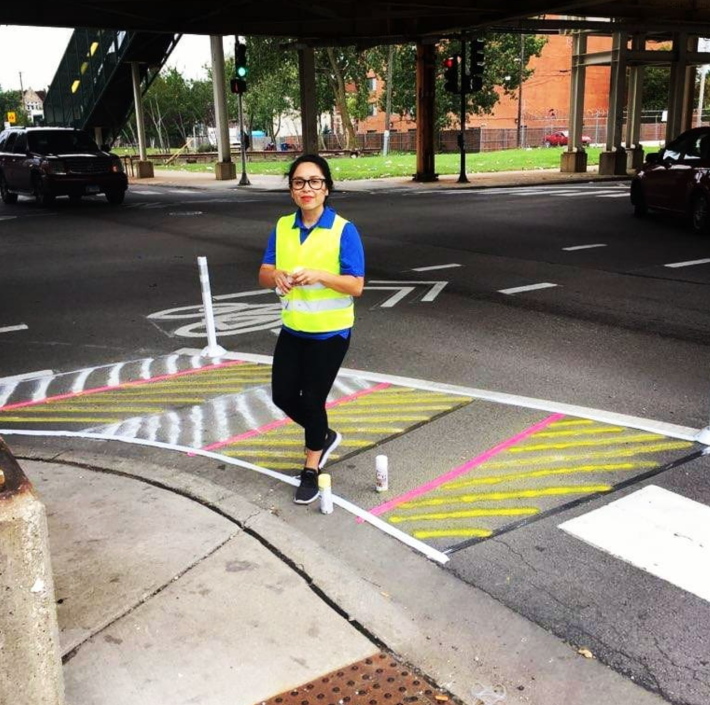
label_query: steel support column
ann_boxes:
[210,35,236,180]
[298,47,318,154]
[667,34,696,141]
[626,34,646,170]
[414,43,437,182]
[561,32,588,173]
[130,62,153,178]
[599,31,628,175]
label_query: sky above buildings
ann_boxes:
[0,26,228,92]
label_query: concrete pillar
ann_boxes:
[562,32,588,173]
[667,34,696,141]
[131,62,154,178]
[0,439,64,705]
[626,35,646,171]
[299,47,318,154]
[414,43,437,182]
[210,35,236,181]
[600,31,628,175]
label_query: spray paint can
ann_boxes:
[318,473,333,514]
[375,455,389,492]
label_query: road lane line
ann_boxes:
[0,324,28,333]
[562,244,607,251]
[411,264,462,272]
[498,282,558,295]
[559,485,710,602]
[664,258,710,268]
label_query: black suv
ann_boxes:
[0,127,128,206]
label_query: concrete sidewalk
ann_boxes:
[129,164,630,193]
[9,438,666,705]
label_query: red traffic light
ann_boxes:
[443,57,456,69]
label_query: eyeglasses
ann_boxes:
[290,177,326,191]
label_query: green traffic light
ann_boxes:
[236,66,248,78]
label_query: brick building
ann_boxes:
[356,34,613,137]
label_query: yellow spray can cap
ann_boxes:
[318,473,331,489]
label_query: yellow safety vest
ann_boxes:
[275,212,355,332]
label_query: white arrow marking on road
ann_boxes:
[562,243,607,251]
[0,324,28,333]
[664,258,710,269]
[366,286,416,308]
[367,280,448,307]
[411,263,462,272]
[498,282,558,295]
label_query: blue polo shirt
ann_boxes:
[262,206,365,339]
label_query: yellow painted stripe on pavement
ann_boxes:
[443,461,657,489]
[508,433,664,452]
[548,419,594,427]
[327,415,430,422]
[401,485,612,508]
[226,438,369,447]
[390,507,538,523]
[482,442,693,467]
[531,426,626,438]
[413,529,493,539]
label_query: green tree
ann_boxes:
[0,87,30,126]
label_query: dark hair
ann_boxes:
[286,153,334,192]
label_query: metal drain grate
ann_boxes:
[259,652,453,705]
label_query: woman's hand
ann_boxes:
[291,268,322,287]
[273,269,294,293]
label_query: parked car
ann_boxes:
[543,130,592,147]
[630,126,710,234]
[0,127,128,206]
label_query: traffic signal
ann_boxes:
[230,77,247,94]
[469,37,486,92]
[235,42,248,79]
[443,55,459,93]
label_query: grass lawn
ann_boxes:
[154,147,602,180]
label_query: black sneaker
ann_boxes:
[318,429,342,470]
[294,468,319,504]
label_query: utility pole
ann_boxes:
[517,34,525,148]
[237,92,250,185]
[457,34,469,184]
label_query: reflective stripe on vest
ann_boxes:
[275,212,355,333]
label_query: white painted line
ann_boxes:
[169,189,200,195]
[597,193,631,198]
[0,369,53,384]
[0,427,448,565]
[559,191,620,197]
[411,263,462,272]
[562,244,608,251]
[560,486,710,603]
[664,258,710,269]
[498,282,558,295]
[174,348,703,442]
[0,215,18,222]
[130,189,163,195]
[0,324,28,334]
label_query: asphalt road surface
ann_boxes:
[2,179,710,705]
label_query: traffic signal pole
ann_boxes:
[458,34,469,184]
[237,93,250,185]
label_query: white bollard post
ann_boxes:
[197,256,227,358]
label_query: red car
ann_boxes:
[543,130,592,147]
[631,126,710,234]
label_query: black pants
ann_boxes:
[271,329,350,451]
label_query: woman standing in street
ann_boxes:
[259,154,365,504]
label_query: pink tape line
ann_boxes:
[362,412,566,521]
[0,360,246,412]
[200,381,392,453]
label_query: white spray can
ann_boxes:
[375,455,389,492]
[318,473,333,514]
